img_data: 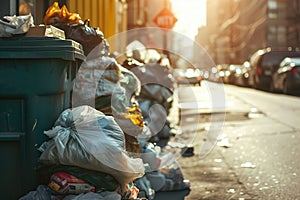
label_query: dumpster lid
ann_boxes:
[0,37,85,61]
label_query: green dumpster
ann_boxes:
[0,37,85,199]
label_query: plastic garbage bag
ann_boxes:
[73,55,128,113]
[0,14,34,37]
[131,63,174,92]
[134,176,155,200]
[94,56,121,83]
[44,2,104,56]
[43,2,83,25]
[140,143,161,171]
[160,159,190,191]
[138,85,173,108]
[57,20,104,56]
[119,65,141,101]
[38,106,145,188]
[19,185,52,200]
[146,172,166,191]
[122,57,144,71]
[96,78,128,113]
[63,191,121,200]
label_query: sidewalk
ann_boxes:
[168,82,257,199]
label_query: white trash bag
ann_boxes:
[38,105,145,188]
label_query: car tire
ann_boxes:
[254,77,261,90]
[270,80,277,93]
[283,80,290,95]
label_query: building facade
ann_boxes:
[0,0,128,52]
[196,0,300,65]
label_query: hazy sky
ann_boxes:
[171,0,206,39]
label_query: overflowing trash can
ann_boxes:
[1,2,191,199]
[0,37,84,199]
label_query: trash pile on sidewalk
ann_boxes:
[19,2,190,200]
[122,47,175,145]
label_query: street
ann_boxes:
[172,81,300,199]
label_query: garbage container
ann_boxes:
[0,37,85,199]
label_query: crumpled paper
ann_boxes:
[0,14,34,37]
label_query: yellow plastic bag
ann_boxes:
[44,2,83,25]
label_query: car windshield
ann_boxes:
[262,51,300,68]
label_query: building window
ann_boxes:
[268,12,277,19]
[269,26,276,34]
[268,26,276,42]
[297,0,300,15]
[267,34,276,42]
[277,1,286,18]
[268,0,277,10]
[267,25,287,45]
[277,26,286,44]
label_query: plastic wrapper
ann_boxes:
[48,172,95,194]
[38,106,145,188]
[121,183,140,199]
[37,164,119,191]
[123,103,144,128]
[0,14,34,37]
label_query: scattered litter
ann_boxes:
[167,141,186,148]
[214,159,222,163]
[259,186,269,191]
[212,167,222,171]
[241,162,256,168]
[217,137,233,148]
[227,188,235,193]
[247,108,265,119]
[182,146,194,157]
[0,14,34,37]
[253,182,260,186]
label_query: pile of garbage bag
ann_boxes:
[20,2,190,200]
[122,49,175,144]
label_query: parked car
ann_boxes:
[235,61,251,87]
[174,68,202,86]
[216,64,230,84]
[270,57,300,95]
[227,64,244,85]
[248,48,300,90]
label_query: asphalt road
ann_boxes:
[170,81,300,200]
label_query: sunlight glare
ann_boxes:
[170,0,206,39]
